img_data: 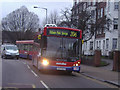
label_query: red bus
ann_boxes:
[16,40,40,59]
[32,27,82,73]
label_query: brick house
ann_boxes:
[71,0,119,56]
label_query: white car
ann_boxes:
[1,44,19,59]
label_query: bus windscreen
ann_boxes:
[42,37,79,62]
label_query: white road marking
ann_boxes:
[27,65,30,69]
[31,70,38,77]
[40,80,50,90]
[22,62,26,64]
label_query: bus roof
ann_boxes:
[44,27,81,31]
[16,40,34,44]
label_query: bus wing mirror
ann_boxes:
[41,36,47,48]
[3,48,5,51]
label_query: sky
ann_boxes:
[0,0,73,26]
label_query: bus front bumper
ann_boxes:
[39,65,80,72]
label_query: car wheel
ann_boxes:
[16,56,19,60]
[3,55,6,59]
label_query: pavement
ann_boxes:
[80,59,120,87]
[100,59,113,70]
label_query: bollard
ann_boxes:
[113,51,120,72]
[94,50,101,67]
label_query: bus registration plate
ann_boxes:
[57,67,66,70]
[73,67,79,70]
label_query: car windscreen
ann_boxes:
[6,46,18,51]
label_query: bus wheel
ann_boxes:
[3,55,6,59]
[1,55,3,58]
[27,55,29,60]
[77,71,80,73]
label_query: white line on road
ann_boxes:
[27,65,30,69]
[40,80,50,90]
[31,70,38,77]
[22,62,26,64]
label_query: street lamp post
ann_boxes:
[34,6,47,24]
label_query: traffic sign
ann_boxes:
[38,35,41,39]
[82,40,84,44]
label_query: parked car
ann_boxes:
[1,44,19,59]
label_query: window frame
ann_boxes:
[106,39,109,50]
[90,41,93,50]
[114,2,119,10]
[112,38,117,49]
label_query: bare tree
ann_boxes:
[60,7,111,42]
[59,6,112,58]
[2,6,39,41]
[42,10,60,27]
[59,7,73,28]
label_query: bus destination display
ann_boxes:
[47,29,80,38]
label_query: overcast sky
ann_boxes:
[0,0,73,26]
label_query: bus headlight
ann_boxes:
[42,59,49,66]
[76,64,78,66]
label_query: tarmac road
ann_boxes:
[2,58,118,89]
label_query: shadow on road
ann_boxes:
[38,70,77,77]
[2,58,19,60]
[31,65,77,76]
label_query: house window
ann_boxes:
[99,41,101,49]
[99,29,102,34]
[106,39,109,49]
[93,0,96,5]
[114,25,118,29]
[97,41,98,49]
[88,2,91,6]
[101,8,103,17]
[98,9,101,19]
[84,3,86,10]
[113,18,118,29]
[90,41,93,50]
[112,38,117,49]
[114,2,119,10]
[91,10,95,18]
[86,42,87,50]
[103,40,105,50]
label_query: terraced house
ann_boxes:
[71,0,119,57]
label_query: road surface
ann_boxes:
[2,58,117,89]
